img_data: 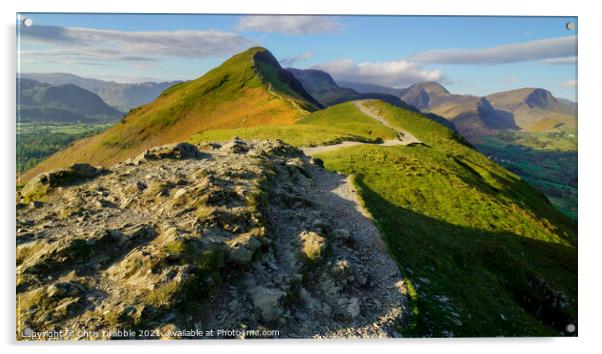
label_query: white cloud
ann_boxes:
[409,36,576,65]
[236,16,341,35]
[539,56,577,65]
[280,51,314,67]
[312,59,443,87]
[20,25,255,63]
[560,79,577,88]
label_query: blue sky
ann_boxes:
[18,14,578,100]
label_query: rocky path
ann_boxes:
[301,99,421,156]
[16,139,408,340]
[205,141,409,338]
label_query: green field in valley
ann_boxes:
[476,130,577,220]
[17,122,114,175]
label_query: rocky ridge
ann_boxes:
[16,139,408,339]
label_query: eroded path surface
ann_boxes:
[257,157,408,338]
[301,99,421,156]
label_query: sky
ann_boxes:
[17,14,578,100]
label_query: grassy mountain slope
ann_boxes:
[394,83,577,218]
[20,47,320,182]
[187,99,577,336]
[189,101,398,147]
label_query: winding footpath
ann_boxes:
[301,100,421,155]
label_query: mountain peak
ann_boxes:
[249,50,322,110]
[524,88,555,109]
[486,87,566,112]
[398,81,449,110]
[20,47,322,181]
[420,81,449,95]
[407,81,450,96]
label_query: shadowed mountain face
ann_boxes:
[20,47,321,182]
[449,97,518,139]
[21,73,181,112]
[17,79,123,123]
[287,68,358,106]
[254,52,323,110]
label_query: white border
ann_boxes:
[2,1,600,353]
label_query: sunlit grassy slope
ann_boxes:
[189,99,577,336]
[20,47,320,183]
[189,101,398,147]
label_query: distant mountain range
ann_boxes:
[17,78,123,123]
[20,73,180,112]
[288,69,457,131]
[310,78,576,142]
[22,67,576,144]
[485,87,576,132]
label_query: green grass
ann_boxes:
[308,101,576,337]
[315,145,576,336]
[188,100,397,147]
[188,100,577,336]
[298,101,398,139]
[188,124,382,148]
[488,129,577,151]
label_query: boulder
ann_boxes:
[137,142,204,161]
[220,138,249,154]
[230,246,254,265]
[299,231,327,263]
[330,259,352,281]
[248,286,286,322]
[21,163,107,201]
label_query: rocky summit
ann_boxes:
[16,139,408,340]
